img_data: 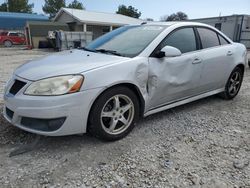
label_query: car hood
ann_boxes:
[15,49,129,81]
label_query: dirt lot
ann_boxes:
[0,48,250,188]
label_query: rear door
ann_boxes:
[18,33,26,44]
[8,32,20,44]
[196,27,234,91]
[147,27,204,109]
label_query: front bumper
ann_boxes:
[3,77,102,136]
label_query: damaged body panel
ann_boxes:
[147,53,202,110]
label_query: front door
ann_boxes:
[146,27,203,110]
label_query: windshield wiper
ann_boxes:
[79,47,96,52]
[95,49,123,56]
[80,47,123,57]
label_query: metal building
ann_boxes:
[191,15,250,48]
[0,11,49,30]
[54,8,143,39]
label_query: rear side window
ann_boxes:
[18,33,25,37]
[9,33,18,36]
[218,34,230,45]
[160,28,197,53]
[197,28,220,49]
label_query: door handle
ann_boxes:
[227,51,233,56]
[192,58,202,64]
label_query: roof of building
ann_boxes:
[0,11,48,20]
[0,11,49,30]
[54,8,143,26]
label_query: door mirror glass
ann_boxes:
[159,46,182,58]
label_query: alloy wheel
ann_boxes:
[100,94,135,135]
[228,71,241,96]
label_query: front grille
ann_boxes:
[9,80,26,95]
[5,107,14,119]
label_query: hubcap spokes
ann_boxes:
[101,95,134,135]
[229,72,241,95]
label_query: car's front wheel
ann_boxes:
[220,67,243,100]
[4,40,12,47]
[88,86,139,141]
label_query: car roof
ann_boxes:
[144,21,212,27]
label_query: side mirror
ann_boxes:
[156,46,182,58]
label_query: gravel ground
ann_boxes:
[0,48,250,188]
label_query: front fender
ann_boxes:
[81,57,149,101]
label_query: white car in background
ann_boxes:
[3,22,247,141]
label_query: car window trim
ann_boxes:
[150,26,198,57]
[194,27,202,50]
[217,33,231,46]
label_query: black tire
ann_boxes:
[219,67,243,100]
[88,86,139,141]
[4,40,12,47]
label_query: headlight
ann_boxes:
[24,75,84,96]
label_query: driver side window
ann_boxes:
[160,28,197,54]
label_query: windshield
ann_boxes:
[85,25,166,58]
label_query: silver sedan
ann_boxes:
[3,22,248,141]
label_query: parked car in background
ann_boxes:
[0,31,26,47]
[3,22,248,141]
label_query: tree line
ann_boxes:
[0,0,188,21]
[0,0,84,18]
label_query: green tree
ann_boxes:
[68,0,85,10]
[116,5,141,18]
[43,0,66,18]
[161,11,188,21]
[0,0,33,13]
[0,3,7,11]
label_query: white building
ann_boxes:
[191,15,250,48]
[54,8,143,39]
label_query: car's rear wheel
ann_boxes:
[220,67,243,100]
[4,40,12,47]
[88,86,139,141]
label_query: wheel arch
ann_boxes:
[117,83,145,118]
[235,63,245,74]
[3,39,12,43]
[87,83,145,129]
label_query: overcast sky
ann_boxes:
[1,0,250,20]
